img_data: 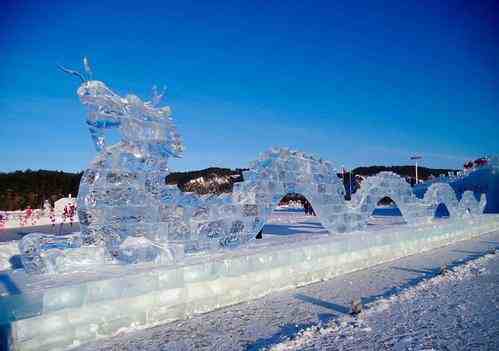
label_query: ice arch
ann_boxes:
[459,191,487,215]
[352,173,487,225]
[256,192,318,239]
[368,196,407,224]
[150,148,349,254]
[233,148,363,234]
[351,172,415,223]
[423,183,486,218]
[423,183,459,217]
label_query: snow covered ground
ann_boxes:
[0,241,23,270]
[71,208,499,351]
[0,222,80,244]
[0,223,80,270]
[271,249,499,351]
[1,204,78,230]
[0,213,78,229]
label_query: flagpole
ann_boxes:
[410,155,422,184]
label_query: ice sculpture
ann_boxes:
[351,171,418,223]
[19,233,83,274]
[18,59,489,274]
[157,147,352,251]
[351,172,486,223]
[75,71,183,264]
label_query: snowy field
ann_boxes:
[0,213,78,230]
[271,248,499,351]
[0,223,80,270]
[0,222,80,244]
[66,208,499,351]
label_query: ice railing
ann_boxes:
[19,61,488,274]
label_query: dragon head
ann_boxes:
[60,58,184,160]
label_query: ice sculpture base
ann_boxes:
[3,215,499,351]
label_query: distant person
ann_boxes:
[63,205,69,222]
[21,206,33,227]
[305,200,314,216]
[304,200,315,216]
[68,203,76,227]
[49,205,56,229]
[25,206,33,218]
[310,205,316,216]
[0,212,7,229]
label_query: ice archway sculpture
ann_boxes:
[18,65,488,273]
[350,172,487,224]
[458,191,487,215]
[350,172,415,223]
[155,147,360,254]
[422,183,460,217]
[234,148,363,234]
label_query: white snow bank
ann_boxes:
[270,251,499,351]
[0,241,20,271]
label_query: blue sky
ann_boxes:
[1,0,498,172]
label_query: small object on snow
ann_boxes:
[351,298,363,315]
[487,248,496,255]
[255,229,263,239]
[439,264,449,275]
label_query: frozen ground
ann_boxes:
[0,223,80,243]
[271,248,499,351]
[1,213,78,230]
[0,241,22,270]
[72,208,499,351]
[0,223,80,271]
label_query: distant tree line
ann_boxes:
[350,165,456,179]
[0,165,457,211]
[166,167,246,194]
[338,165,456,200]
[0,170,82,211]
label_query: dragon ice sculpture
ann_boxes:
[18,60,488,273]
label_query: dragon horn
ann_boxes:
[57,64,86,83]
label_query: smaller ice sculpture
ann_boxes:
[350,171,418,223]
[422,183,459,217]
[458,191,487,215]
[352,172,487,223]
[19,233,83,274]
